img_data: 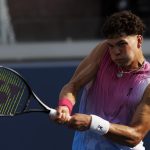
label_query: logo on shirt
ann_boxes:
[127,88,133,96]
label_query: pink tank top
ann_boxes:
[72,49,150,150]
[73,51,150,150]
[79,49,150,125]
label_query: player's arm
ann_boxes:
[59,41,107,103]
[55,41,108,121]
[68,84,150,147]
[105,84,150,147]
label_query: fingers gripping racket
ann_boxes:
[0,66,57,119]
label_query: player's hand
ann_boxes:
[54,106,71,124]
[67,113,92,131]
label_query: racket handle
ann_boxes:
[49,108,72,121]
[49,108,57,120]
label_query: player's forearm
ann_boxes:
[105,123,143,147]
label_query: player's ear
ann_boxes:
[137,35,143,49]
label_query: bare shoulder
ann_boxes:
[88,40,108,63]
[67,40,108,89]
[85,40,108,64]
[76,40,109,73]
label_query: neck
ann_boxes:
[116,58,145,78]
[125,60,144,71]
[122,51,144,71]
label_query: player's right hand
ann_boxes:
[54,106,71,124]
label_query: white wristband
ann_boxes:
[90,115,110,135]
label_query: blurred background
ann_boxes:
[0,0,150,149]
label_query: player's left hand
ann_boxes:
[67,113,92,131]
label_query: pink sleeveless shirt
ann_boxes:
[72,49,150,150]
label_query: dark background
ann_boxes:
[0,61,77,150]
[7,0,150,42]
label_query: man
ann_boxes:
[54,11,150,150]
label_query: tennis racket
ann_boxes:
[0,66,57,119]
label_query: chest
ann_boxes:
[96,63,146,106]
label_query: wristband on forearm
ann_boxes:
[90,115,110,135]
[58,98,74,114]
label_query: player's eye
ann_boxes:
[117,42,127,47]
[107,44,114,49]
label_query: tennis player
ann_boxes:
[54,11,150,150]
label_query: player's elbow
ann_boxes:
[128,138,141,148]
[127,130,144,148]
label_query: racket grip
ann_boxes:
[49,108,72,121]
[49,108,57,120]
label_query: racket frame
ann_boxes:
[0,66,56,116]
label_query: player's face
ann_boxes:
[106,35,142,67]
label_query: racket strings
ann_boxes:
[3,79,24,115]
[5,75,20,114]
[0,68,28,115]
[13,83,26,114]
[0,70,19,115]
[1,71,16,113]
[0,69,11,113]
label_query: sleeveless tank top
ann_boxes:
[72,49,150,150]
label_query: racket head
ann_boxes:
[0,66,47,116]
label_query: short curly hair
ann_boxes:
[102,11,146,38]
